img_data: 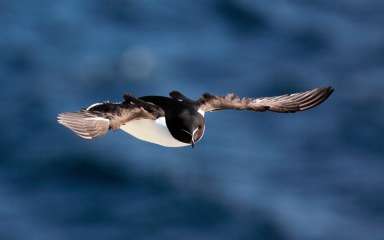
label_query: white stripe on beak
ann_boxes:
[181,129,194,148]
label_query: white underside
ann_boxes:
[120,117,190,147]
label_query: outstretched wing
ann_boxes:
[196,87,334,113]
[57,94,164,139]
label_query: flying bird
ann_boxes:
[57,87,334,148]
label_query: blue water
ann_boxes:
[1,1,384,239]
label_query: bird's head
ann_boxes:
[166,109,205,148]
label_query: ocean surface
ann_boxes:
[1,1,384,239]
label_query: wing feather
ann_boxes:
[197,87,334,113]
[58,94,164,139]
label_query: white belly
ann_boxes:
[119,117,190,147]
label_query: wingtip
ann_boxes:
[329,86,335,94]
[57,112,66,124]
[298,86,334,111]
[322,86,335,98]
[56,111,109,140]
[322,86,334,93]
[312,86,334,100]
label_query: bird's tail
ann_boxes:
[57,111,110,139]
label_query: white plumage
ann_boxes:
[120,117,190,147]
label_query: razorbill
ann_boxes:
[57,87,334,148]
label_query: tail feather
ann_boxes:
[57,111,110,139]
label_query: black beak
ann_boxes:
[181,129,195,148]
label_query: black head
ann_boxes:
[166,108,205,147]
[139,95,205,147]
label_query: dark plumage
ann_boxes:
[57,86,334,147]
[197,87,334,113]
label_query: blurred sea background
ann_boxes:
[1,1,384,239]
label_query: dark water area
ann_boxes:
[1,1,384,239]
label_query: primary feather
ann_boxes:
[58,94,165,140]
[197,87,334,113]
[57,111,110,139]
